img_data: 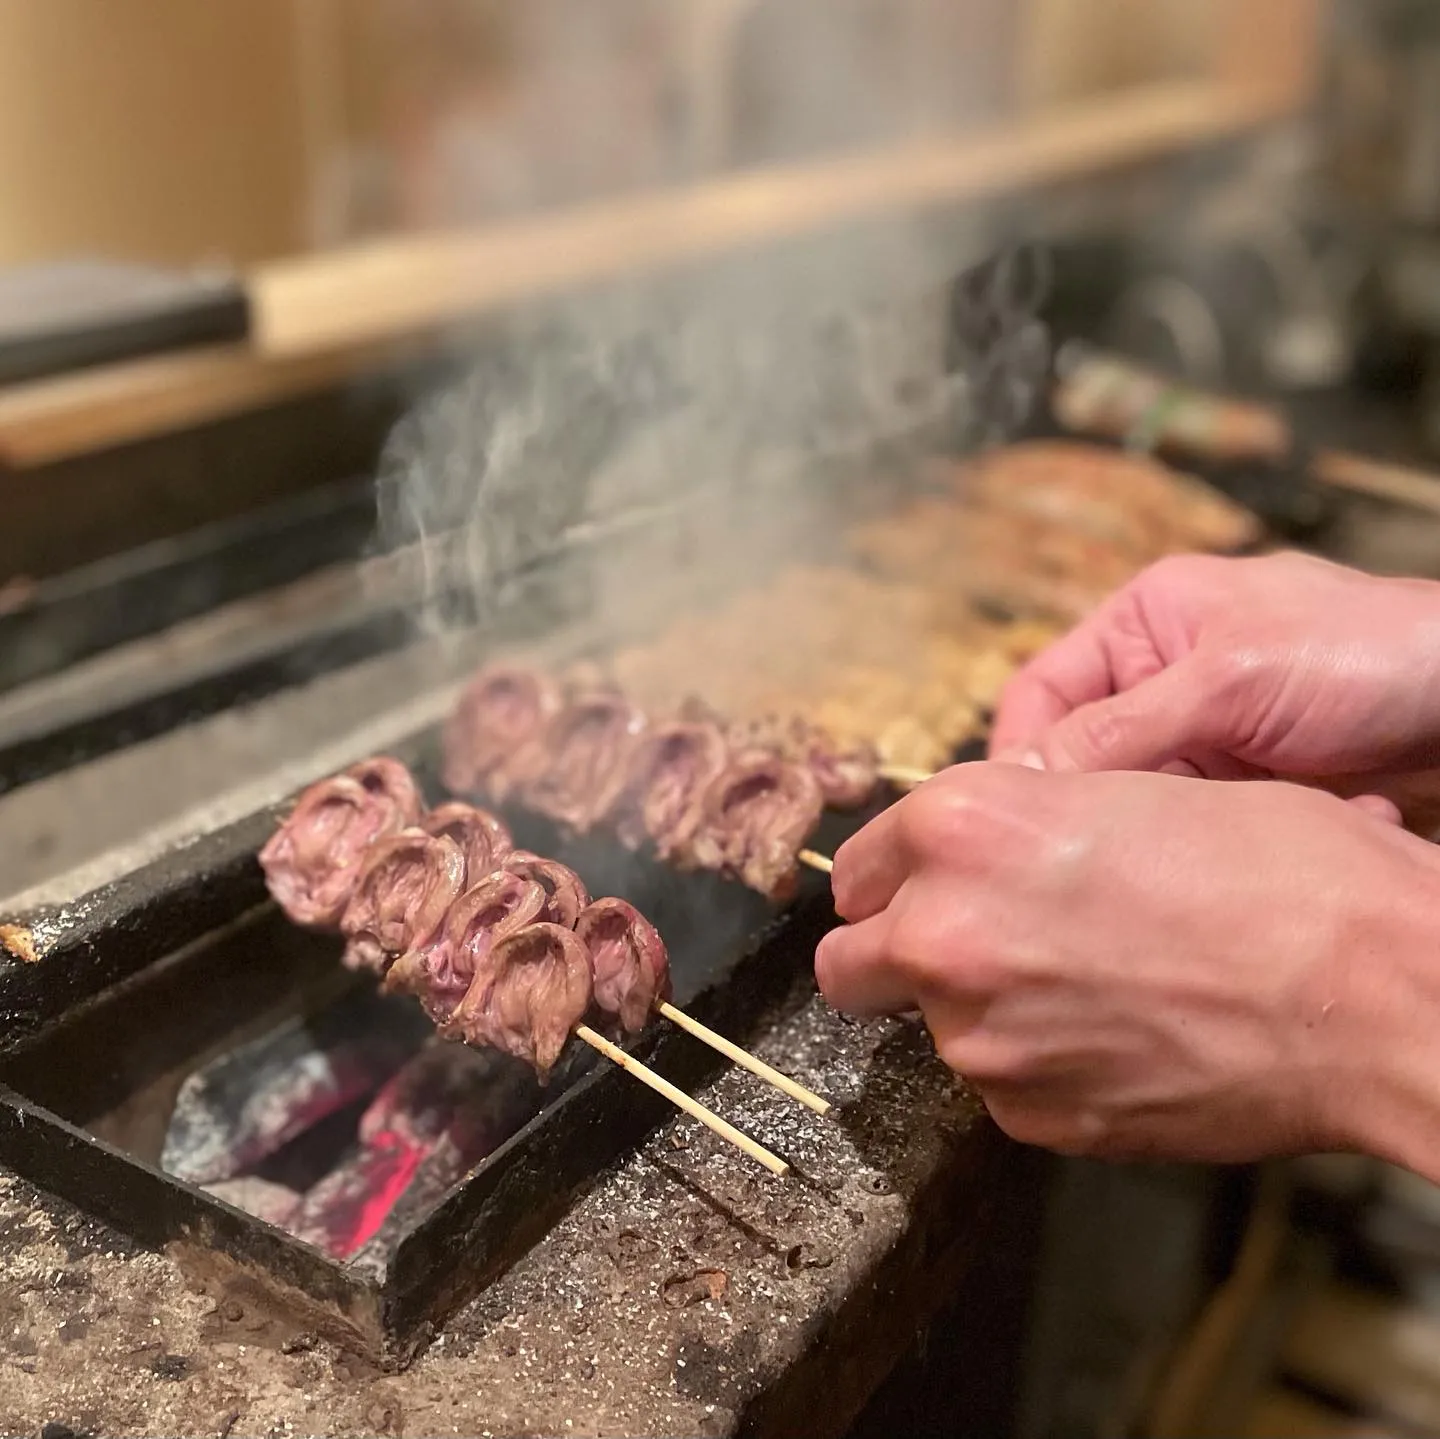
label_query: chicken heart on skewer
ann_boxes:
[518,688,649,834]
[385,870,548,1027]
[420,801,513,877]
[339,829,468,976]
[444,922,595,1081]
[727,716,878,812]
[500,851,592,928]
[575,897,672,1036]
[688,751,825,901]
[610,718,729,860]
[259,757,422,927]
[442,664,563,802]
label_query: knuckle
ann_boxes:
[897,784,976,856]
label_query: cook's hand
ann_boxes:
[815,762,1440,1173]
[990,552,1440,783]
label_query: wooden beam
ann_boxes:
[0,74,1289,467]
[0,336,422,469]
[248,77,1250,358]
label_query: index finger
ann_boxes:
[989,600,1130,758]
[829,802,909,924]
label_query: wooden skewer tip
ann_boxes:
[656,1001,831,1115]
[877,763,935,787]
[575,1024,789,1176]
[798,848,833,875]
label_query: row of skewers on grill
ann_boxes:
[440,663,930,898]
[259,756,836,1176]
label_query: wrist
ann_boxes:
[1324,842,1440,1185]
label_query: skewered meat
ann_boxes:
[729,715,877,810]
[501,851,591,928]
[851,496,1141,625]
[575,898,671,1035]
[259,757,422,928]
[421,802,513,879]
[610,718,729,858]
[339,830,467,976]
[442,664,563,801]
[944,440,1262,557]
[519,690,648,833]
[385,871,548,1025]
[1053,350,1290,464]
[689,752,825,900]
[607,565,1034,776]
[446,922,594,1081]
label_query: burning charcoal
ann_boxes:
[288,1043,537,1259]
[204,1177,303,1228]
[446,923,593,1081]
[575,898,671,1035]
[420,802,512,879]
[339,829,467,976]
[161,988,428,1185]
[342,1132,486,1281]
[441,665,563,801]
[517,690,648,833]
[609,719,728,859]
[385,871,547,1025]
[688,752,825,901]
[259,756,423,928]
[288,1136,433,1259]
[499,852,590,928]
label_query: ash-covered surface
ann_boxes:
[0,999,1004,1438]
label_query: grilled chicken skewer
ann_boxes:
[261,769,826,1159]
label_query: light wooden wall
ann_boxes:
[0,0,311,267]
[0,0,1325,271]
[1019,0,1323,119]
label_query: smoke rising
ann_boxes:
[370,2,1050,659]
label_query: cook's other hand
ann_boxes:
[990,552,1440,783]
[815,762,1440,1177]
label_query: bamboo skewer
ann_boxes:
[655,1001,831,1115]
[575,1024,790,1176]
[798,849,834,875]
[877,763,935,788]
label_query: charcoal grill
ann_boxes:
[0,705,902,1361]
[0,237,1323,1373]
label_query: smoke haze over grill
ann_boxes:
[369,2,1051,654]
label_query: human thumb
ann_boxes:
[1018,659,1227,774]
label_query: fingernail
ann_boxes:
[1017,750,1046,771]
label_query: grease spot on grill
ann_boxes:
[660,1268,727,1308]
